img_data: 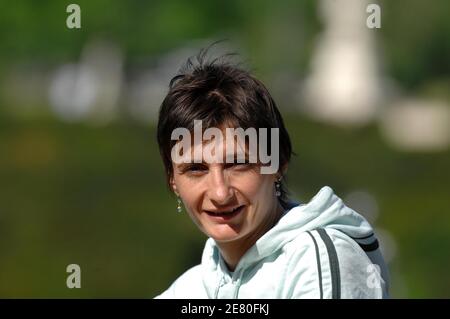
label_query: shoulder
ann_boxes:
[154,264,206,299]
[321,228,388,298]
[283,228,388,299]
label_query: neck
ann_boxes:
[216,200,285,272]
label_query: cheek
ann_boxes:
[173,176,210,218]
[239,174,274,200]
[173,175,198,207]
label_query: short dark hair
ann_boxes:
[156,48,293,207]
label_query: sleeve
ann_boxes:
[288,228,388,299]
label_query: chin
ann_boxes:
[206,224,244,243]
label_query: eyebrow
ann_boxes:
[176,162,200,169]
[174,154,251,168]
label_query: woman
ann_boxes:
[155,51,389,299]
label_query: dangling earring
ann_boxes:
[275,177,282,197]
[176,196,183,213]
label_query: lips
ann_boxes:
[204,205,245,219]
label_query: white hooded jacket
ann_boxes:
[156,186,390,299]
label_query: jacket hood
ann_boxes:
[201,186,375,280]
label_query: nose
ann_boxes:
[207,168,234,205]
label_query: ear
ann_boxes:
[170,176,178,196]
[279,163,288,179]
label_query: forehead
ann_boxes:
[172,124,255,165]
[190,129,249,157]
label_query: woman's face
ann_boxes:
[170,129,281,244]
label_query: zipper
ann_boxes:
[232,270,243,298]
[214,275,224,299]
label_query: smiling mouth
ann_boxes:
[204,205,245,217]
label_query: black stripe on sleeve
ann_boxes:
[306,231,323,299]
[317,228,341,299]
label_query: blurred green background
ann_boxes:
[0,0,449,298]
